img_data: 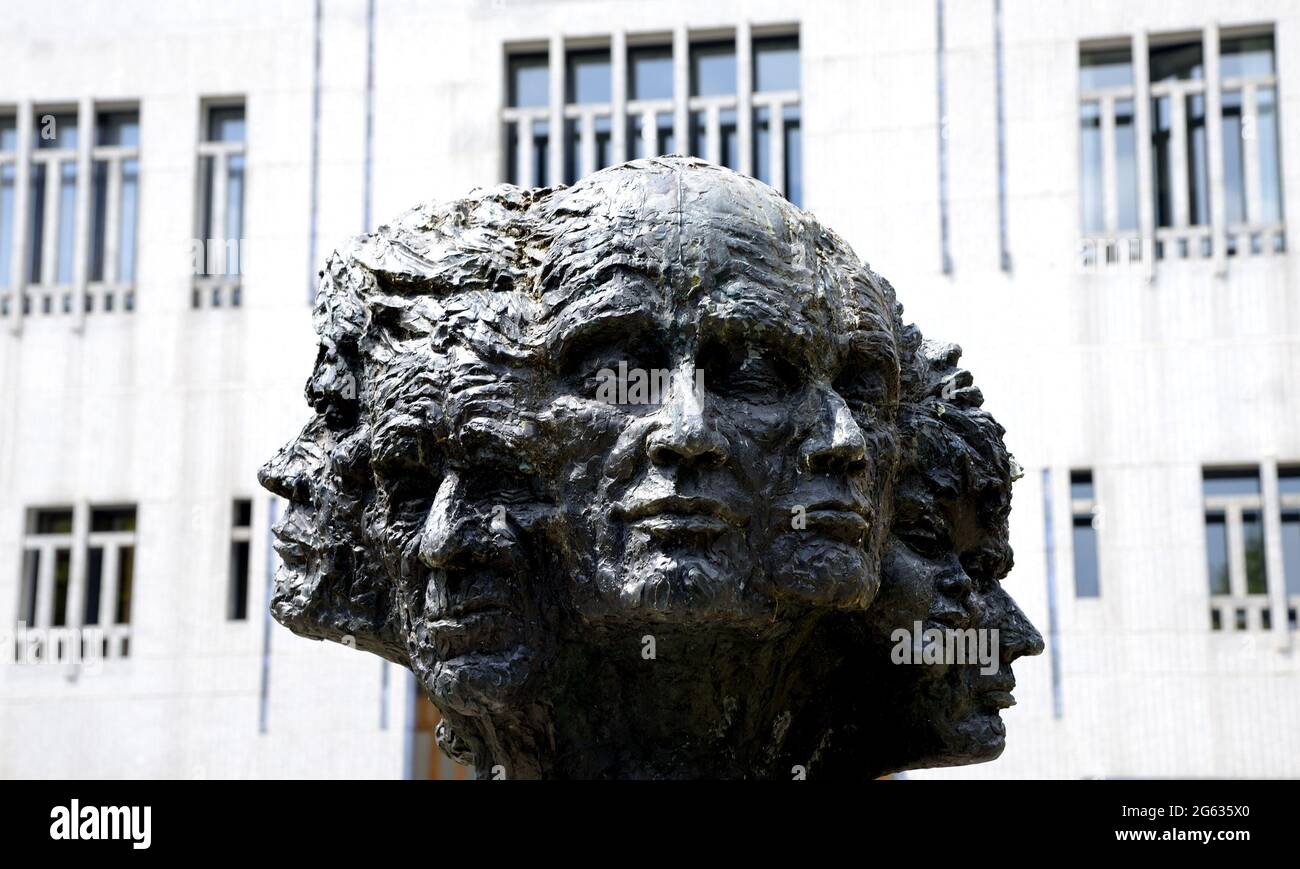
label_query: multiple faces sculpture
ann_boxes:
[260,157,1042,779]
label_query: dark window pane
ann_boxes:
[28,162,45,283]
[0,162,15,288]
[1080,102,1103,233]
[84,547,103,625]
[595,115,612,170]
[1115,99,1138,230]
[89,161,108,281]
[32,509,73,534]
[784,103,801,207]
[566,49,611,104]
[754,36,799,92]
[91,506,136,532]
[57,161,77,284]
[95,110,139,147]
[691,40,736,97]
[115,545,134,625]
[229,540,250,621]
[1242,510,1268,595]
[19,549,40,625]
[1220,33,1274,79]
[1281,468,1300,495]
[1150,40,1203,82]
[533,121,550,186]
[1070,470,1094,502]
[1073,515,1100,597]
[1210,608,1222,631]
[51,549,71,627]
[753,106,771,185]
[1202,469,1260,498]
[629,46,673,101]
[207,105,245,143]
[1284,512,1300,596]
[508,54,549,108]
[1187,93,1209,226]
[0,116,16,151]
[234,499,253,528]
[1080,47,1133,90]
[1222,90,1246,225]
[720,108,738,169]
[119,158,139,283]
[1205,512,1229,595]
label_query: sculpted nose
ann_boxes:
[801,396,868,476]
[996,589,1045,661]
[419,473,469,570]
[645,366,728,469]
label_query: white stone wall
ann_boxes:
[0,0,1295,779]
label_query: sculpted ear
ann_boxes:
[259,417,408,667]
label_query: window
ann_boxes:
[503,25,802,204]
[1078,47,1138,251]
[1220,31,1283,253]
[563,48,614,185]
[194,100,245,309]
[17,505,135,663]
[88,108,139,313]
[504,53,551,188]
[628,45,675,159]
[1078,24,1284,269]
[28,110,78,293]
[229,499,252,621]
[1203,469,1269,631]
[1070,470,1101,598]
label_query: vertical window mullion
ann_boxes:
[1260,459,1290,646]
[672,26,689,157]
[100,544,120,654]
[1169,87,1191,228]
[209,149,228,273]
[72,99,93,326]
[1100,94,1119,235]
[736,21,753,176]
[9,102,32,333]
[1204,25,1227,273]
[1132,32,1156,280]
[1241,82,1264,234]
[40,154,60,287]
[611,31,627,164]
[1226,502,1247,599]
[547,35,565,189]
[516,119,534,188]
[579,110,597,179]
[704,102,721,165]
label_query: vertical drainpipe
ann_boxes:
[258,498,280,734]
[935,0,953,275]
[994,0,1011,272]
[362,0,389,731]
[1041,468,1064,719]
[307,0,323,303]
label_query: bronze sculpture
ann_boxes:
[260,157,1041,778]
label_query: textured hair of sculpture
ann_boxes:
[260,157,1042,779]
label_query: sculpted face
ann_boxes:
[533,164,899,624]
[871,463,1044,768]
[261,158,1039,779]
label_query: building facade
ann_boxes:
[1,0,1297,779]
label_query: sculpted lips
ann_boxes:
[799,499,872,544]
[615,495,747,540]
[974,675,1017,711]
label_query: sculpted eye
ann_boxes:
[833,355,895,418]
[561,330,669,401]
[698,338,801,402]
[897,515,950,560]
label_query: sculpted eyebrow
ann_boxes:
[551,309,660,367]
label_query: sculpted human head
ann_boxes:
[261,157,1031,779]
